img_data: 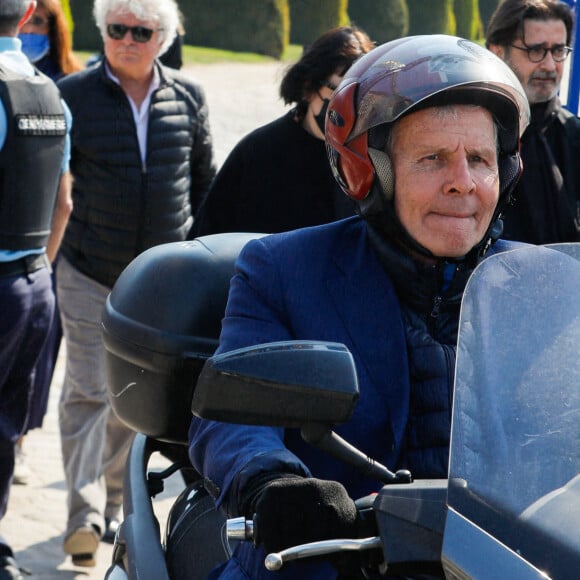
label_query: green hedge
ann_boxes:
[289,0,349,47]
[454,0,483,40]
[407,0,456,35]
[479,0,502,34]
[348,0,409,45]
[70,0,494,58]
[69,0,101,52]
[61,0,73,33]
[182,0,289,58]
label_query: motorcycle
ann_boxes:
[103,238,580,579]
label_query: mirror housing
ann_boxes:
[192,341,359,427]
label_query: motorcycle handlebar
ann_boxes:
[226,516,253,541]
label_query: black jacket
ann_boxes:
[503,99,580,244]
[193,110,355,236]
[58,60,216,287]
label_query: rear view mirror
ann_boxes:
[192,341,359,427]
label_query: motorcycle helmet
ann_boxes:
[325,35,530,258]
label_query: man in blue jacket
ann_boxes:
[189,35,531,579]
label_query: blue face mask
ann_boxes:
[19,33,50,64]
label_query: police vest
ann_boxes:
[0,64,66,250]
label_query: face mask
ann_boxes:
[314,98,330,135]
[19,33,50,64]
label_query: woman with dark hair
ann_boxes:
[192,26,375,236]
[18,0,82,80]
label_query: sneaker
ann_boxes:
[12,445,31,486]
[63,526,100,567]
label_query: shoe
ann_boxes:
[63,526,99,567]
[0,555,24,580]
[12,445,31,486]
[102,517,120,544]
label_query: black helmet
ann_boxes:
[325,35,530,258]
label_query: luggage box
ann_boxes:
[102,233,263,443]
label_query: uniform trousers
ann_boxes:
[25,265,62,431]
[56,256,134,537]
[0,266,53,549]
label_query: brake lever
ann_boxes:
[264,536,382,571]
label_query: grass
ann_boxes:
[182,43,303,64]
[75,43,303,67]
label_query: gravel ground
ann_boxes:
[1,60,288,580]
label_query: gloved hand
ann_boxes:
[251,476,360,555]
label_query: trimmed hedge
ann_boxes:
[407,0,456,36]
[289,0,349,47]
[348,0,409,45]
[182,0,289,59]
[61,0,73,33]
[69,0,102,52]
[454,0,484,40]
[479,0,502,34]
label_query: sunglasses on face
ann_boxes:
[106,23,160,43]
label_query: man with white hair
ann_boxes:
[56,0,215,566]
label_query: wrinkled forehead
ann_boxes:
[521,16,568,43]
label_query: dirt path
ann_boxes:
[186,61,289,167]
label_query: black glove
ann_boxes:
[251,477,360,555]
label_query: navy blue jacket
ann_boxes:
[188,217,519,578]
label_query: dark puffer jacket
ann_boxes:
[58,60,216,288]
[367,231,472,477]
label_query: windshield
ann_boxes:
[448,244,580,572]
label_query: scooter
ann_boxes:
[103,238,580,579]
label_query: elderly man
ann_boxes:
[486,0,580,243]
[0,0,72,578]
[188,35,530,579]
[56,0,215,566]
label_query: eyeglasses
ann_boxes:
[106,23,162,43]
[509,43,572,63]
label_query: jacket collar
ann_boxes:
[99,57,171,91]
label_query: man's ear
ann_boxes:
[18,1,37,29]
[487,44,505,60]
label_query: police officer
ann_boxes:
[0,1,72,578]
